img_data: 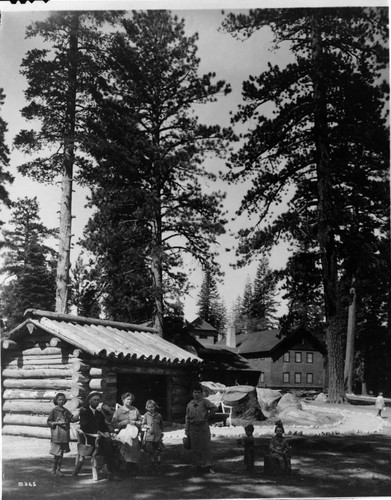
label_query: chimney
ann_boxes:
[226,323,236,349]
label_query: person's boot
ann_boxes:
[72,462,83,477]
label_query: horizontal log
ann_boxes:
[70,385,88,397]
[3,389,72,400]
[73,349,83,358]
[3,378,73,389]
[89,367,105,377]
[2,340,19,349]
[49,337,64,347]
[72,360,91,372]
[2,425,51,439]
[2,368,73,378]
[89,379,107,391]
[19,347,66,356]
[72,373,90,384]
[3,414,49,427]
[3,400,61,413]
[4,357,73,367]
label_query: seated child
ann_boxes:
[237,424,255,472]
[269,424,291,474]
[141,400,164,474]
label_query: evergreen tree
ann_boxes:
[223,7,389,402]
[230,295,244,333]
[81,192,155,323]
[240,277,253,332]
[250,257,279,329]
[70,254,101,318]
[0,89,13,227]
[14,11,123,313]
[81,11,232,335]
[0,197,57,329]
[196,268,226,337]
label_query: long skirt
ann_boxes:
[119,438,141,463]
[188,422,213,467]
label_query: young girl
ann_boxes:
[185,383,217,474]
[269,424,291,474]
[141,400,164,474]
[238,424,255,472]
[47,392,75,476]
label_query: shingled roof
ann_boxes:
[8,309,202,366]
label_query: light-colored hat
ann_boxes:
[86,391,102,402]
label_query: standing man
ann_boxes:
[74,391,118,479]
[375,392,385,417]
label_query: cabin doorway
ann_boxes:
[116,373,168,419]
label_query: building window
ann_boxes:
[295,352,302,363]
[283,352,290,362]
[283,372,290,383]
[295,372,302,383]
[306,352,313,363]
[306,373,313,384]
[259,372,265,383]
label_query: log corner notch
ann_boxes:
[2,339,19,350]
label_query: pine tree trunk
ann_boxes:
[311,12,344,403]
[344,278,356,394]
[151,228,164,337]
[55,13,79,313]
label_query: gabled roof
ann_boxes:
[187,317,218,337]
[190,317,218,332]
[7,309,202,366]
[217,326,326,361]
[238,329,282,355]
[198,344,255,371]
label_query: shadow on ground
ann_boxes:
[3,434,391,499]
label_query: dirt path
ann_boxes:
[2,403,391,499]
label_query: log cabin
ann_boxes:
[1,309,202,439]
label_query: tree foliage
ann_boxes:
[0,197,57,329]
[0,89,13,225]
[223,7,389,402]
[196,268,227,336]
[14,11,123,313]
[81,11,233,334]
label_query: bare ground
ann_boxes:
[2,402,391,500]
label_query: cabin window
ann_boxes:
[306,373,313,384]
[295,352,302,363]
[283,352,290,362]
[283,372,290,383]
[259,372,265,383]
[306,352,313,363]
[295,372,302,383]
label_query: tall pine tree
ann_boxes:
[223,7,389,402]
[81,11,232,335]
[14,11,123,313]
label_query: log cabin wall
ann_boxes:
[1,336,89,439]
[2,335,199,438]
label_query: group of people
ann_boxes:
[47,390,165,479]
[47,382,293,479]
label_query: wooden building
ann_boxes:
[185,318,219,346]
[214,326,326,390]
[1,309,201,439]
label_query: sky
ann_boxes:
[0,0,384,322]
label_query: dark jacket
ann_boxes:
[80,406,110,446]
